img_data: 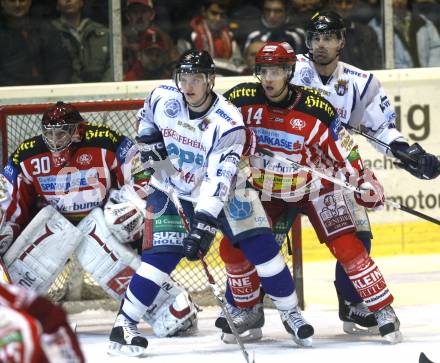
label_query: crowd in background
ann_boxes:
[1,0,440,86]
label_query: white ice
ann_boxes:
[73,254,440,363]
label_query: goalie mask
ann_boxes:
[174,49,216,108]
[41,101,84,152]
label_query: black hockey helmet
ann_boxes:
[175,49,216,76]
[41,101,84,152]
[305,11,346,50]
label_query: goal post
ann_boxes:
[0,99,304,309]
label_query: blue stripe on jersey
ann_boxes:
[360,74,373,100]
[351,83,356,112]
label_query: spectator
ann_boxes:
[326,0,382,69]
[124,31,175,80]
[123,0,178,75]
[0,0,72,86]
[288,0,325,29]
[244,0,306,53]
[243,39,265,75]
[177,0,246,75]
[52,0,111,83]
[369,0,440,68]
[412,0,440,33]
[228,0,262,50]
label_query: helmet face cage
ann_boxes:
[306,11,346,50]
[305,29,345,50]
[42,124,79,152]
[41,101,83,152]
[174,50,215,92]
[254,42,296,82]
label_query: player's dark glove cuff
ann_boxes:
[183,212,218,261]
[390,142,440,179]
[136,132,168,163]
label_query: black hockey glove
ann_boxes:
[136,132,168,163]
[390,142,440,180]
[183,212,218,261]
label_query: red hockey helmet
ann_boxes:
[41,101,84,152]
[254,42,296,81]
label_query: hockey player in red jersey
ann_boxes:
[0,279,85,363]
[0,101,198,342]
[215,41,402,344]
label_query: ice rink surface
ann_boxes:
[73,254,440,363]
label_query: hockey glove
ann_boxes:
[183,212,218,261]
[354,169,385,209]
[390,142,440,180]
[136,132,168,163]
[243,127,257,156]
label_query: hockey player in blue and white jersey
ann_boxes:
[107,49,314,357]
[292,11,440,333]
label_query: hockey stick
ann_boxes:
[346,124,440,176]
[419,352,434,363]
[165,181,254,363]
[0,257,11,284]
[257,148,440,226]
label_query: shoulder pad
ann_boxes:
[296,88,337,125]
[223,83,264,107]
[11,136,46,165]
[83,123,123,150]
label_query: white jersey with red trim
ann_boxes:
[292,54,407,155]
[137,81,245,217]
[224,82,364,200]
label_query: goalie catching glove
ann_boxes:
[354,169,385,209]
[390,141,440,180]
[183,212,218,261]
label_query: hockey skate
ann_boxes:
[215,302,264,343]
[374,305,403,344]
[336,287,379,335]
[280,306,314,347]
[107,314,148,357]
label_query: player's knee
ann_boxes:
[326,233,368,265]
[219,237,246,264]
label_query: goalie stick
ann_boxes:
[164,179,255,363]
[257,148,440,226]
[419,352,434,363]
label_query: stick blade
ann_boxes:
[420,352,434,363]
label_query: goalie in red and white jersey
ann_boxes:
[0,280,85,363]
[0,101,198,340]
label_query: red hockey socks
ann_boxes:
[219,237,261,308]
[326,233,393,311]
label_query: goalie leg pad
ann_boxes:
[150,290,198,337]
[3,206,83,294]
[123,260,199,337]
[76,208,141,300]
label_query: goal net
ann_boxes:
[0,100,303,310]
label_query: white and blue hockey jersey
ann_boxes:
[292,54,407,155]
[137,82,245,218]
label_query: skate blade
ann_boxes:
[383,330,403,344]
[343,321,379,335]
[107,342,148,357]
[221,328,263,344]
[293,336,313,347]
